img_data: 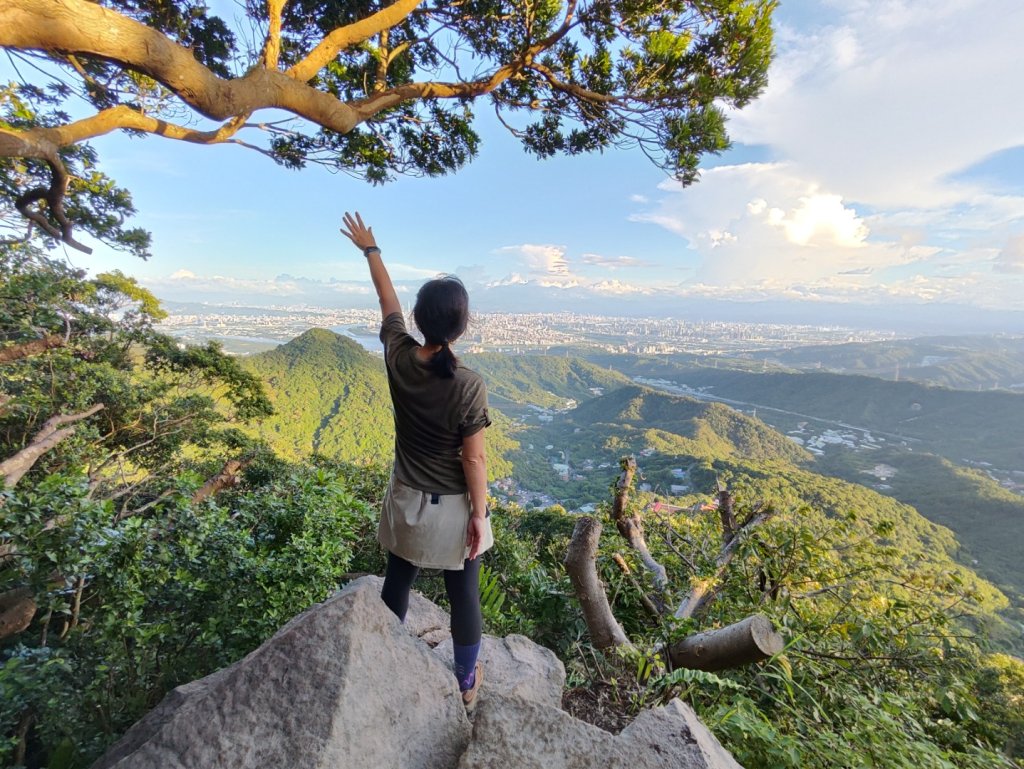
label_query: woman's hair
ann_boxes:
[413,275,469,379]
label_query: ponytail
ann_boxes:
[428,342,458,378]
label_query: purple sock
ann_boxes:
[452,641,481,691]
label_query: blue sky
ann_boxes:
[24,0,1024,330]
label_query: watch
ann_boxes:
[363,246,381,257]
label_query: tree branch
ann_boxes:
[611,552,661,619]
[528,62,619,104]
[0,334,65,364]
[260,0,288,69]
[0,128,91,253]
[0,403,105,488]
[190,458,250,504]
[610,456,668,591]
[285,0,425,83]
[0,0,364,132]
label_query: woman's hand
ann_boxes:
[340,211,377,252]
[466,515,487,561]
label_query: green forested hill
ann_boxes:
[817,448,1024,607]
[507,385,810,506]
[462,352,631,410]
[564,385,810,464]
[749,335,1024,391]
[577,353,1024,609]
[242,329,394,462]
[581,354,1024,469]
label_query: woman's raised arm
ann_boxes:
[340,211,401,319]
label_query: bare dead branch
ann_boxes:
[611,552,661,619]
[0,403,105,488]
[191,457,250,504]
[610,456,668,591]
[674,502,777,620]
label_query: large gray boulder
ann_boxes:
[457,694,743,769]
[92,577,471,769]
[92,576,744,769]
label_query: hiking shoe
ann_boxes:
[461,662,483,712]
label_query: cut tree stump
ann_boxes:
[667,614,783,672]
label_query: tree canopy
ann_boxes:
[0,0,774,253]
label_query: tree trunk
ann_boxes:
[667,614,784,672]
[564,516,632,650]
[0,587,36,641]
[611,456,668,590]
[717,482,737,544]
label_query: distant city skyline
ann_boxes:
[19,0,1024,331]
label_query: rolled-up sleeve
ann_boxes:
[459,378,492,437]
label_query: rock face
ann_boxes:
[92,576,744,769]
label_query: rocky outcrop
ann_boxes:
[91,578,470,769]
[92,576,744,769]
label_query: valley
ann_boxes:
[218,324,1024,646]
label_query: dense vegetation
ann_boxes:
[478,461,1024,767]
[3,251,1022,768]
[240,329,394,462]
[818,448,1024,620]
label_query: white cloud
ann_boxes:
[486,273,529,287]
[727,0,1024,209]
[579,253,652,270]
[772,194,868,247]
[536,277,580,289]
[634,162,915,285]
[494,244,570,276]
[143,271,378,304]
[155,271,305,296]
[387,263,444,280]
[591,280,653,295]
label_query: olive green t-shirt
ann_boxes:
[379,312,491,495]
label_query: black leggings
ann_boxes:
[380,551,482,646]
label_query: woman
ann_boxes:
[340,211,494,711]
